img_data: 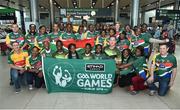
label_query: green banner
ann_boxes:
[42,57,116,94]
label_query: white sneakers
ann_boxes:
[28,85,33,90]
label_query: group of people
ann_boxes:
[5,21,177,96]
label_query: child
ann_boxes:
[118,49,135,87]
[67,43,79,59]
[26,46,44,89]
[118,46,148,95]
[81,43,94,60]
[94,44,107,60]
[52,40,67,59]
[41,41,54,57]
[117,31,130,52]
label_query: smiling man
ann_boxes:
[147,43,177,96]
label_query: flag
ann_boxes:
[42,57,116,94]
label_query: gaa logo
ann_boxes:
[47,62,75,87]
[85,63,105,72]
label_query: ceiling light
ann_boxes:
[53,2,56,5]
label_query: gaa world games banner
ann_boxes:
[42,58,116,94]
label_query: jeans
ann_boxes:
[10,68,26,90]
[26,72,44,88]
[148,74,170,96]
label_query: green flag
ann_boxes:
[42,57,116,94]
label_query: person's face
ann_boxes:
[12,24,19,33]
[96,24,100,30]
[40,27,46,34]
[60,23,64,31]
[56,42,63,50]
[115,23,120,31]
[12,42,20,51]
[125,25,131,32]
[101,31,106,37]
[135,49,141,56]
[109,29,115,36]
[85,45,91,54]
[109,37,116,47]
[53,24,59,32]
[30,26,36,33]
[95,45,102,54]
[160,45,168,56]
[123,50,129,58]
[89,25,94,32]
[67,25,72,32]
[79,26,84,33]
[32,48,39,57]
[120,33,125,40]
[135,28,141,36]
[142,25,147,32]
[43,41,50,49]
[70,45,76,53]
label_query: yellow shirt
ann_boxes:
[8,50,28,67]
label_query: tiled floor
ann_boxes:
[0,45,179,109]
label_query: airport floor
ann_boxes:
[0,44,180,109]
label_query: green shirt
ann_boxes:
[41,48,55,57]
[155,54,177,77]
[94,53,107,60]
[28,55,42,70]
[75,33,86,40]
[104,46,122,62]
[6,32,26,47]
[87,31,97,38]
[52,51,67,59]
[117,39,130,51]
[25,32,38,50]
[81,53,94,60]
[120,56,134,75]
[61,32,76,40]
[35,33,49,48]
[132,56,146,73]
[49,31,63,43]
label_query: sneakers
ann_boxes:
[28,85,33,90]
[15,88,21,94]
[149,90,156,96]
[130,90,139,95]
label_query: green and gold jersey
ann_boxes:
[25,32,38,50]
[41,48,55,57]
[120,56,134,75]
[86,31,97,39]
[75,32,87,40]
[132,56,146,73]
[154,54,177,78]
[61,32,76,40]
[95,36,108,47]
[34,33,49,49]
[5,32,26,47]
[117,39,130,51]
[52,51,67,59]
[49,31,63,44]
[104,46,122,63]
[94,53,107,60]
[26,55,42,70]
[81,53,94,60]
